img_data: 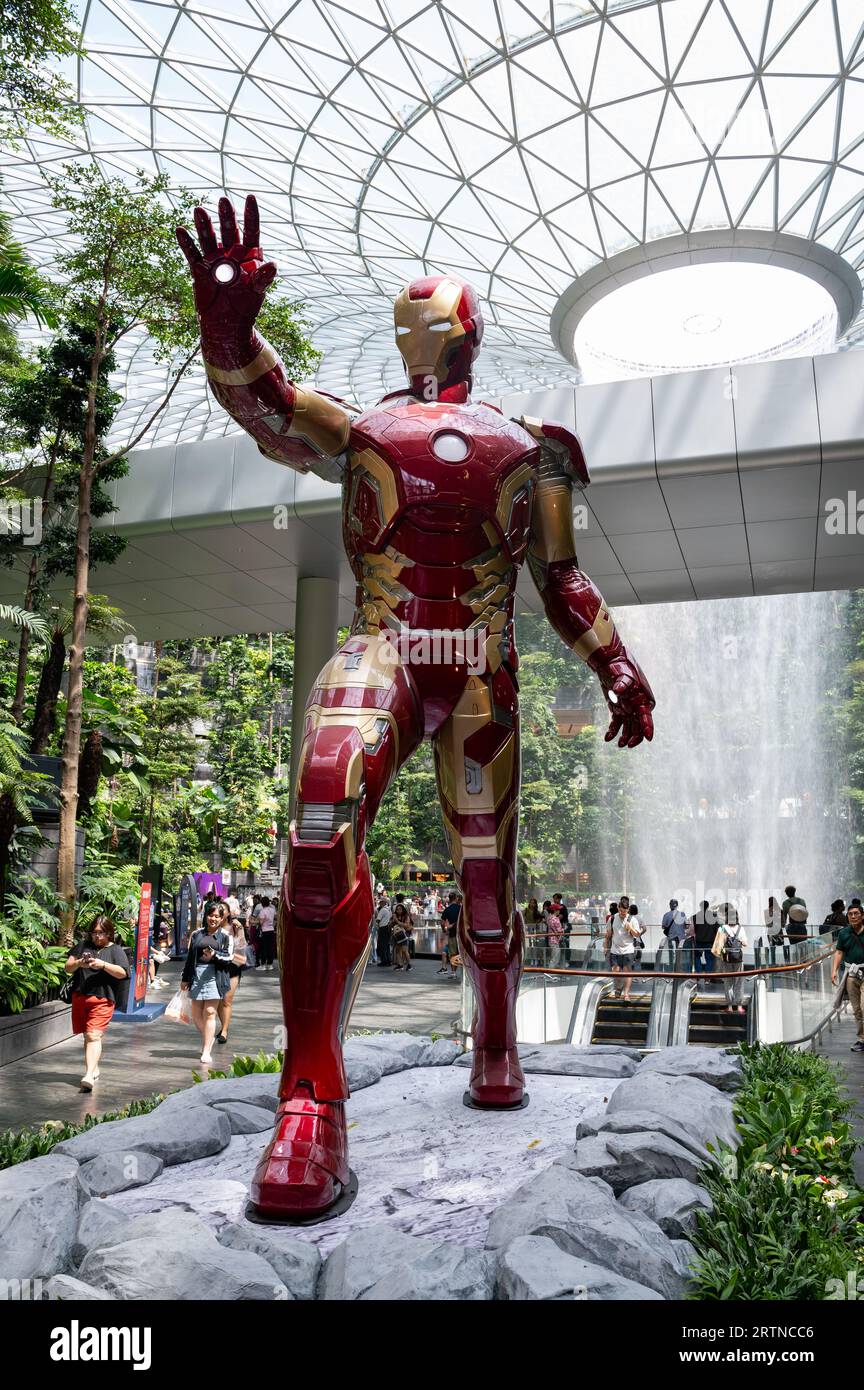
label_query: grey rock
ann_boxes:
[344,1032,427,1073]
[673,1239,698,1276]
[453,1043,640,1076]
[619,1179,713,1239]
[320,1224,436,1301]
[573,1107,606,1140]
[79,1151,164,1198]
[485,1165,618,1251]
[124,1210,215,1244]
[604,1131,704,1186]
[156,1073,280,1113]
[485,1164,685,1298]
[638,1047,742,1093]
[360,1243,495,1301]
[73,1203,213,1266]
[419,1037,461,1066]
[219,1223,321,1300]
[0,1154,86,1279]
[453,1043,641,1066]
[44,1274,117,1301]
[344,1051,384,1091]
[79,1230,286,1300]
[212,1101,275,1135]
[595,1108,711,1161]
[496,1236,664,1301]
[521,1046,638,1080]
[56,1104,232,1167]
[555,1137,644,1194]
[605,1071,738,1152]
[72,1201,133,1266]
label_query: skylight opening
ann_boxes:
[573,261,839,383]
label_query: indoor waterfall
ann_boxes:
[595,590,853,927]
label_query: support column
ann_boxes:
[289,576,340,816]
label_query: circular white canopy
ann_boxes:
[3,0,864,446]
[573,259,839,379]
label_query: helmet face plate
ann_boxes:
[394,275,483,392]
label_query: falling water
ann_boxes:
[596,590,853,926]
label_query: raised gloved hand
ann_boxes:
[176,194,275,339]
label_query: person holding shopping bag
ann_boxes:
[65,915,130,1092]
[181,903,233,1065]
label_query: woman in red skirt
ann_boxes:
[65,916,130,1092]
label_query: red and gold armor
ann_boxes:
[178,197,655,1221]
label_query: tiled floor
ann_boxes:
[814,1007,864,1186]
[0,956,462,1132]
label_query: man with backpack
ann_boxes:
[782,885,809,945]
[831,902,864,1051]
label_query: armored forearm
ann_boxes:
[202,329,350,479]
[530,553,625,674]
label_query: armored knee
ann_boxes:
[289,724,367,921]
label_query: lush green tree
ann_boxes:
[0,720,53,909]
[366,772,418,882]
[42,164,318,939]
[202,636,285,869]
[0,0,82,143]
[0,324,128,724]
[137,651,206,864]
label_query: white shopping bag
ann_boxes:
[164,989,192,1024]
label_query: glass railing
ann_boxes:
[458,932,839,1050]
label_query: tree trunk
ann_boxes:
[11,557,38,725]
[12,431,61,724]
[77,729,103,819]
[145,792,155,866]
[0,791,18,912]
[30,631,66,754]
[57,352,100,945]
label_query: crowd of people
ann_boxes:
[371,889,462,979]
[60,875,864,1093]
[522,883,864,1043]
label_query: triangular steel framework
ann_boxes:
[2,0,864,447]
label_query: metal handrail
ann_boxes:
[523,948,832,980]
[522,949,834,1050]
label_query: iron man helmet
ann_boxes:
[394,275,484,389]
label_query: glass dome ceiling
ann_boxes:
[3,0,864,447]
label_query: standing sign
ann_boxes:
[175,873,196,958]
[114,868,166,1023]
[132,880,152,1010]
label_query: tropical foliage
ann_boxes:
[0,1092,165,1169]
[688,1044,864,1300]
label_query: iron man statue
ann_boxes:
[177,196,655,1223]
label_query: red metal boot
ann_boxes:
[467,1043,526,1108]
[249,1086,354,1220]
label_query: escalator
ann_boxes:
[687,993,750,1045]
[591,991,652,1047]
